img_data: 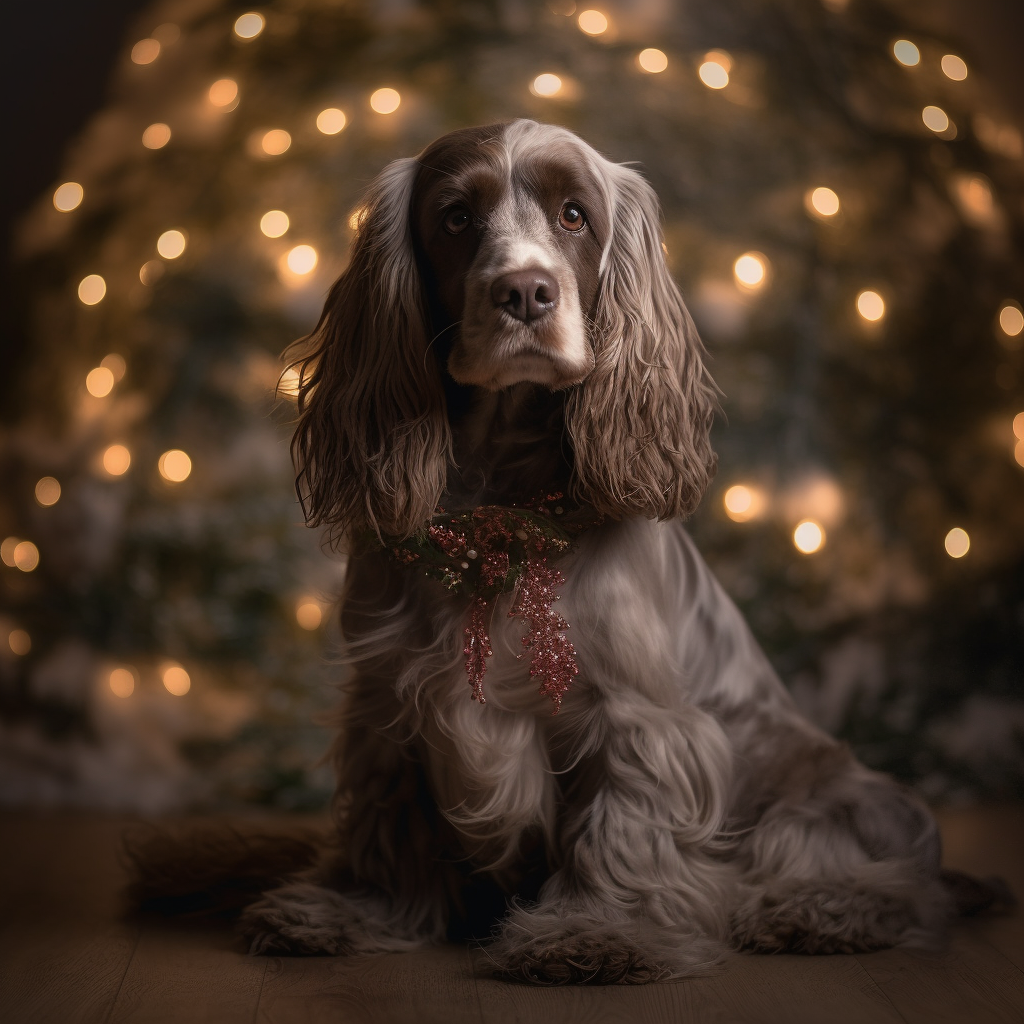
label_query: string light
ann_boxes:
[101,353,127,380]
[856,290,885,322]
[723,484,764,522]
[233,12,265,39]
[86,366,115,397]
[78,275,106,305]
[109,668,135,698]
[944,527,970,558]
[577,10,608,35]
[261,129,291,155]
[8,629,31,656]
[1,538,20,566]
[370,88,401,113]
[208,79,239,108]
[53,182,83,212]
[260,210,290,237]
[531,74,563,97]
[161,662,191,695]
[35,477,61,507]
[941,54,968,81]
[698,55,730,90]
[284,244,318,275]
[316,108,347,134]
[13,541,40,572]
[140,260,164,285]
[157,229,187,259]
[922,106,950,134]
[158,450,192,482]
[806,186,840,217]
[733,252,767,289]
[142,123,171,149]
[103,445,131,476]
[793,520,825,554]
[131,38,161,65]
[637,48,668,74]
[998,304,1024,337]
[893,40,920,66]
[296,599,323,629]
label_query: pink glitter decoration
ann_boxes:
[464,594,493,705]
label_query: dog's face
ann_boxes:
[412,123,608,391]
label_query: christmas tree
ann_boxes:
[2,0,1022,810]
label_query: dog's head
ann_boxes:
[293,120,717,541]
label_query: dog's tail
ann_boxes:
[122,822,326,917]
[940,868,1016,918]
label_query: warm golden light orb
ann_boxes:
[807,186,840,217]
[370,88,401,113]
[296,600,323,630]
[922,105,950,134]
[316,107,347,134]
[999,304,1024,337]
[944,527,970,558]
[577,10,608,34]
[531,74,563,97]
[142,123,171,149]
[86,366,115,398]
[53,182,84,212]
[0,538,18,566]
[208,78,239,108]
[158,449,192,482]
[101,353,126,380]
[161,662,191,696]
[260,210,290,238]
[638,48,668,74]
[723,484,763,522]
[733,252,767,290]
[698,60,729,89]
[234,12,265,39]
[13,541,40,572]
[347,208,365,231]
[1013,412,1024,440]
[140,260,164,286]
[109,668,135,698]
[793,520,825,554]
[285,244,318,275]
[278,366,301,399]
[157,229,187,259]
[78,275,106,305]
[856,290,885,322]
[103,445,131,476]
[893,40,920,66]
[35,477,61,507]
[261,129,291,155]
[1016,441,1024,469]
[8,629,31,656]
[131,38,161,65]
[941,54,968,81]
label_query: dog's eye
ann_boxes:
[558,203,586,232]
[443,207,471,234]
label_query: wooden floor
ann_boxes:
[0,807,1022,1024]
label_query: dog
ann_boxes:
[240,119,955,984]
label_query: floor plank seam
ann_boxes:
[853,954,912,1024]
[102,923,141,1024]
[251,955,269,1024]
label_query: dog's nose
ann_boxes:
[490,270,560,322]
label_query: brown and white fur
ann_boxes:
[243,120,950,984]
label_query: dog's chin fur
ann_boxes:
[255,119,959,985]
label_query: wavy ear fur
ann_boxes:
[567,165,717,520]
[291,158,450,543]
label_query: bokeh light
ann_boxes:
[807,186,840,217]
[101,353,127,380]
[285,244,318,275]
[1,538,19,567]
[158,450,192,482]
[140,260,164,286]
[893,39,920,66]
[78,275,106,305]
[103,445,131,476]
[922,105,950,134]
[278,366,301,399]
[109,668,136,698]
[998,304,1024,337]
[234,12,265,39]
[35,477,61,507]
[260,210,290,237]
[208,79,239,108]
[944,527,970,558]
[531,74,563,97]
[131,38,161,65]
[637,48,668,74]
[370,88,401,113]
[261,129,291,155]
[577,10,608,34]
[733,252,767,289]
[316,108,347,134]
[142,123,171,149]
[8,629,31,656]
[723,484,764,522]
[53,182,83,212]
[793,520,825,554]
[13,541,40,572]
[698,59,729,89]
[161,663,191,696]
[157,229,187,259]
[856,290,885,322]
[86,366,115,398]
[941,54,968,81]
[1013,412,1024,440]
[296,599,323,630]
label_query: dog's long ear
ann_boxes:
[566,166,717,520]
[291,157,450,543]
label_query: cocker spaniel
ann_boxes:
[243,119,954,984]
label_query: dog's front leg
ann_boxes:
[486,692,735,984]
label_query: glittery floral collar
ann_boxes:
[383,496,602,713]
